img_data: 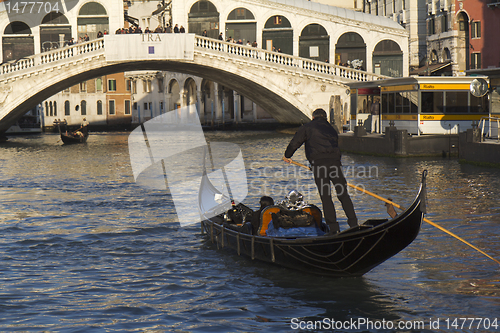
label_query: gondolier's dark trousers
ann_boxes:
[311,159,358,233]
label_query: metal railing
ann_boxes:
[479,116,500,142]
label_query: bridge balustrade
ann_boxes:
[194,36,384,82]
[1,34,385,83]
[1,38,105,76]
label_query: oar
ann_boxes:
[285,158,500,266]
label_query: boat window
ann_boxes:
[421,92,444,113]
[445,91,468,113]
[382,92,395,113]
[470,94,489,113]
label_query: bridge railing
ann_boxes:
[194,35,386,82]
[1,38,105,76]
[1,34,386,83]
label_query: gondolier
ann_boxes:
[283,108,358,234]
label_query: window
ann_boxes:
[421,92,444,113]
[125,100,131,115]
[65,100,70,115]
[471,53,482,69]
[45,102,49,116]
[96,78,102,91]
[133,102,138,110]
[132,80,137,94]
[441,14,448,33]
[49,101,53,116]
[80,81,87,92]
[109,100,115,115]
[471,21,481,39]
[81,100,87,115]
[53,101,57,116]
[470,95,489,113]
[108,79,116,92]
[144,102,148,110]
[445,92,468,113]
[97,100,103,115]
[126,79,131,92]
[428,17,435,35]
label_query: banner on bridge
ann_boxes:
[104,33,195,62]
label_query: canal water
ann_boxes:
[1,131,499,332]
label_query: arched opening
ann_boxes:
[77,2,109,41]
[201,79,215,124]
[226,8,256,45]
[168,80,181,111]
[184,78,197,109]
[372,40,403,77]
[335,32,366,68]
[299,24,329,62]
[188,1,220,39]
[443,47,451,61]
[2,21,34,62]
[40,12,71,52]
[262,15,293,55]
[457,12,470,72]
[430,49,439,64]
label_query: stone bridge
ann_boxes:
[0,33,388,133]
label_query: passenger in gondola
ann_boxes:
[251,196,274,234]
[283,108,358,234]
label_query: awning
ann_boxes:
[410,61,452,76]
[152,1,171,16]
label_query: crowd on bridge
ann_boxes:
[115,23,185,35]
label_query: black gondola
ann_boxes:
[200,171,427,277]
[56,120,88,144]
[60,131,88,144]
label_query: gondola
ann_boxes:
[200,171,427,277]
[56,120,88,144]
[60,131,88,144]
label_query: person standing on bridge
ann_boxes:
[282,108,358,234]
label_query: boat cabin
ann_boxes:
[348,76,490,135]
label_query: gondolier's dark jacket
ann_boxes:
[284,117,341,164]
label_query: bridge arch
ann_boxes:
[77,1,109,40]
[225,7,257,45]
[262,15,293,54]
[40,12,72,52]
[299,23,329,63]
[335,32,366,68]
[2,21,34,62]
[188,0,220,39]
[371,39,403,77]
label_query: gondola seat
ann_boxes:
[257,205,324,237]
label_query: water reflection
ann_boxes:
[1,131,500,331]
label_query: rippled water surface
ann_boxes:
[1,131,500,332]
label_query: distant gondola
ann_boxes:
[200,171,427,277]
[56,119,88,144]
[60,130,88,144]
